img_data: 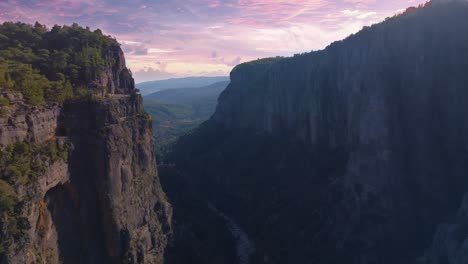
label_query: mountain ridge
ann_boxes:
[144,80,229,104]
[137,76,229,96]
[143,81,229,161]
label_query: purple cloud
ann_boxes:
[0,0,428,82]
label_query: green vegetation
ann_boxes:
[98,85,109,97]
[143,81,228,162]
[0,97,9,107]
[137,76,229,96]
[144,101,199,160]
[0,22,118,105]
[0,180,16,218]
[231,56,285,72]
[0,140,69,256]
[0,97,10,117]
[0,179,18,255]
[0,140,69,185]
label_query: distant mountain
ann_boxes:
[143,81,229,160]
[145,81,229,106]
[137,76,229,95]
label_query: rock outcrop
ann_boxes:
[171,1,468,263]
[97,44,135,95]
[0,91,60,147]
[0,44,171,264]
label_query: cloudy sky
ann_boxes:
[0,0,426,82]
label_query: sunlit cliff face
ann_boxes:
[0,0,427,82]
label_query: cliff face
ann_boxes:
[0,45,171,264]
[172,1,468,263]
[0,92,60,146]
[97,44,135,95]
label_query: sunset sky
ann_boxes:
[0,0,427,82]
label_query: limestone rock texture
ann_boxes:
[0,45,171,264]
[96,44,135,95]
[173,1,468,263]
[0,91,60,147]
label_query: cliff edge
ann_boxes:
[0,24,171,264]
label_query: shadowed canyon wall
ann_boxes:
[170,1,468,263]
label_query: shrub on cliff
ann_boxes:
[0,179,18,255]
[0,97,9,117]
[0,140,69,185]
[0,21,119,105]
[0,180,16,213]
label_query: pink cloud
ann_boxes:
[0,0,429,82]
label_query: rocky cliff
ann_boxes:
[0,43,171,263]
[171,1,468,263]
[97,44,135,95]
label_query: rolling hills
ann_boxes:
[137,76,229,96]
[143,81,229,161]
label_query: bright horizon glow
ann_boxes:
[0,0,427,82]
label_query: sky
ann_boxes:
[0,0,427,83]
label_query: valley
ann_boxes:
[2,1,468,264]
[160,1,468,263]
[207,203,255,264]
[142,81,229,161]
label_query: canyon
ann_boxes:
[3,1,468,264]
[167,1,468,263]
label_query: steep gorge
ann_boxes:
[169,1,468,263]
